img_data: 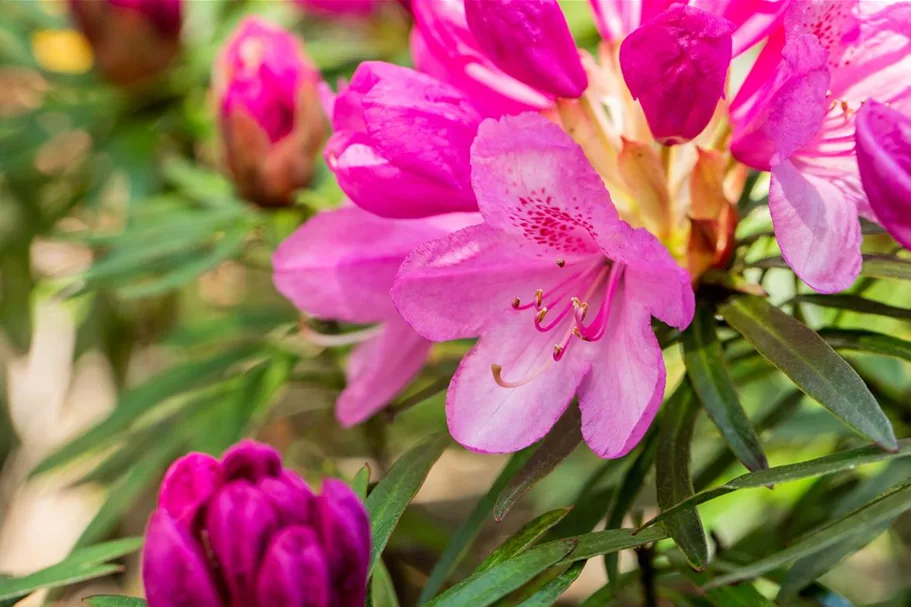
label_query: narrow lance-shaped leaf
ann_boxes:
[494,406,583,521]
[366,433,449,572]
[82,597,149,607]
[794,294,911,321]
[641,438,911,530]
[860,253,911,281]
[655,380,709,569]
[719,295,897,450]
[369,561,401,607]
[420,449,534,604]
[516,562,585,607]
[706,480,911,589]
[475,508,572,574]
[683,301,768,472]
[819,328,911,363]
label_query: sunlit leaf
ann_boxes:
[352,464,372,501]
[369,561,400,607]
[719,296,897,450]
[366,433,449,572]
[82,596,148,607]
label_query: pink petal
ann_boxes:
[313,480,371,607]
[392,223,567,341]
[693,0,788,56]
[411,0,553,115]
[470,112,616,258]
[620,4,733,145]
[255,527,330,607]
[258,470,315,527]
[273,207,456,324]
[446,311,595,453]
[588,0,677,42]
[731,33,831,169]
[855,101,911,251]
[577,281,666,458]
[464,0,587,99]
[337,317,434,427]
[770,159,862,293]
[142,511,224,607]
[157,453,223,532]
[222,439,282,482]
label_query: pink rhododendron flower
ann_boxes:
[856,100,911,251]
[410,0,554,114]
[324,61,485,218]
[215,18,325,207]
[731,0,911,292]
[464,0,587,99]
[619,4,733,144]
[392,113,695,458]
[273,206,478,426]
[142,441,370,607]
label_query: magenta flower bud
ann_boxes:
[326,61,484,218]
[620,4,733,145]
[464,0,587,99]
[215,18,326,207]
[142,440,371,607]
[69,0,182,86]
[856,101,911,251]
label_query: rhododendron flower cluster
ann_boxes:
[274,0,911,459]
[142,440,370,607]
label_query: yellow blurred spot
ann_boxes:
[31,30,93,74]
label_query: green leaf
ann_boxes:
[860,254,911,281]
[369,561,400,607]
[32,345,258,477]
[0,538,143,602]
[420,449,534,604]
[677,566,775,607]
[604,429,659,585]
[642,439,911,529]
[424,539,577,607]
[494,407,582,521]
[683,302,768,472]
[795,294,911,321]
[819,329,911,363]
[556,526,668,564]
[82,596,149,607]
[706,480,911,588]
[476,508,572,574]
[516,561,585,607]
[656,380,709,569]
[365,433,449,572]
[719,295,897,450]
[352,463,372,501]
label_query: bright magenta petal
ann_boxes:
[770,159,862,293]
[337,317,433,427]
[620,4,733,144]
[446,312,594,453]
[577,282,666,459]
[273,207,458,324]
[465,0,587,99]
[856,101,911,251]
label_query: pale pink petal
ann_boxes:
[856,100,911,250]
[588,0,677,42]
[620,4,733,145]
[770,159,862,293]
[446,311,594,453]
[273,207,455,324]
[392,223,570,341]
[577,281,666,458]
[470,112,616,258]
[694,0,788,55]
[465,0,587,99]
[731,34,831,169]
[336,317,433,427]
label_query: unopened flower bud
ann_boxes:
[856,100,911,252]
[620,4,732,145]
[142,440,370,607]
[215,18,326,207]
[69,0,182,86]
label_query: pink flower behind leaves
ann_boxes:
[215,18,325,207]
[142,441,370,607]
[324,61,485,218]
[856,101,911,252]
[620,4,733,145]
[391,113,694,458]
[273,206,478,426]
[730,0,911,293]
[464,0,587,99]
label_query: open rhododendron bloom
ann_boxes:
[142,440,370,607]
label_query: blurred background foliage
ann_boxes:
[1,1,911,606]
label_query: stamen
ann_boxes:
[534,289,543,308]
[491,361,552,388]
[556,258,566,268]
[512,297,521,309]
[535,308,548,323]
